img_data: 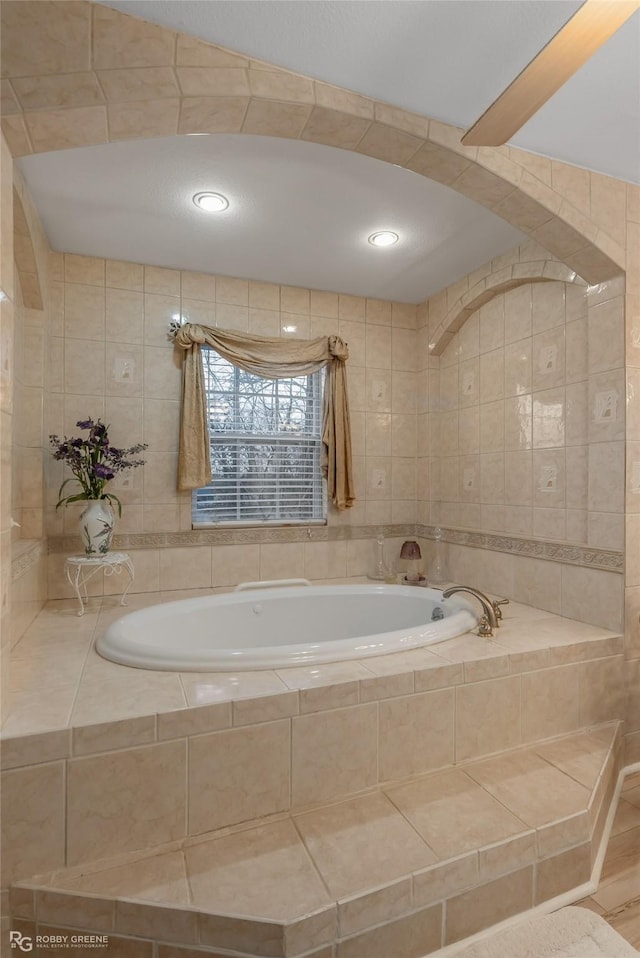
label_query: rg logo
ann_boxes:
[9,931,33,952]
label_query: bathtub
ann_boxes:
[96,583,478,671]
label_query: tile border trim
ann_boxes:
[11,539,46,580]
[48,523,623,572]
[417,525,623,573]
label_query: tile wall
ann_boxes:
[45,253,419,592]
[422,255,625,551]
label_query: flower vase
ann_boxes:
[79,499,115,555]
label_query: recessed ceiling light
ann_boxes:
[368,230,399,247]
[193,192,229,212]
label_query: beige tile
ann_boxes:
[277,661,370,711]
[72,715,156,756]
[159,547,211,591]
[2,1,91,76]
[249,67,314,103]
[1,686,76,737]
[259,542,305,581]
[521,664,580,743]
[0,728,71,770]
[71,670,186,726]
[0,761,65,885]
[455,675,521,763]
[116,901,197,944]
[537,811,591,858]
[67,741,187,864]
[302,105,371,150]
[579,655,626,725]
[387,768,527,861]
[93,4,175,69]
[445,866,533,944]
[188,720,290,834]
[360,670,413,702]
[535,843,591,903]
[336,904,442,958]
[35,891,114,932]
[26,105,108,152]
[210,543,260,588]
[53,849,190,904]
[197,911,288,955]
[379,688,454,782]
[295,792,436,898]
[157,702,231,740]
[178,94,249,134]
[233,690,299,726]
[337,877,412,938]
[412,853,479,907]
[465,748,590,828]
[187,819,331,920]
[478,830,537,881]
[292,704,377,806]
[106,259,144,292]
[8,887,35,920]
[242,98,311,138]
[98,66,180,103]
[179,670,287,708]
[534,728,614,790]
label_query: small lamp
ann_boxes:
[400,540,424,585]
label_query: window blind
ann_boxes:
[192,349,326,526]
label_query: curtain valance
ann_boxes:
[173,323,355,511]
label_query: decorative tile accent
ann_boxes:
[11,539,45,579]
[417,525,623,572]
[47,522,622,573]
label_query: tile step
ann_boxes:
[11,723,622,958]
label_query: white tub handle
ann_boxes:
[234,578,312,592]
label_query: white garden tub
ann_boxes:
[96,583,478,671]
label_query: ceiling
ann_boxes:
[16,1,640,304]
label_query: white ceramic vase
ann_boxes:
[79,499,115,555]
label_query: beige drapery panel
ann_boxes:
[173,323,355,511]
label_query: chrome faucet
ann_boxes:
[441,585,504,637]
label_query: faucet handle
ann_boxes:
[492,598,509,622]
[476,614,494,637]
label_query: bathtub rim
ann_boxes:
[96,583,479,672]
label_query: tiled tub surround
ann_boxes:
[6,723,622,957]
[43,529,624,634]
[0,590,628,955]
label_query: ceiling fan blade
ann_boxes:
[462,0,640,147]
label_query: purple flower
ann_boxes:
[50,416,147,511]
[93,464,115,480]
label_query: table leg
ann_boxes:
[120,557,135,606]
[66,563,85,616]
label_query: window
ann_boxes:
[192,349,326,526]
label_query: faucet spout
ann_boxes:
[441,585,499,635]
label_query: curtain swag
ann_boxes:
[173,323,355,511]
